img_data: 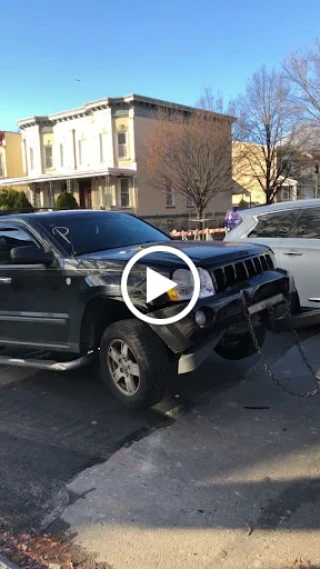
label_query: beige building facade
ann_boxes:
[232,141,298,207]
[0,131,27,191]
[0,95,232,229]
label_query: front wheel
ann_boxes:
[214,324,266,361]
[100,319,170,410]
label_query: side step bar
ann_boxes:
[0,351,96,371]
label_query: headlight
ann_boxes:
[198,268,216,298]
[167,268,215,301]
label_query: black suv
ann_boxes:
[0,210,292,409]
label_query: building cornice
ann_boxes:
[17,93,236,129]
[17,116,51,129]
[124,94,236,121]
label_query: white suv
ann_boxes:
[225,199,320,310]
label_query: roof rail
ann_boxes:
[0,207,63,216]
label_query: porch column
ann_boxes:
[99,178,104,208]
[49,181,55,208]
[292,182,298,201]
[30,183,42,208]
[27,185,34,205]
[132,176,138,212]
[104,174,111,209]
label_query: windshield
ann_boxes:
[38,212,170,256]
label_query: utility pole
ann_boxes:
[315,163,319,199]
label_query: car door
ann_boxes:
[245,209,300,267]
[276,206,320,309]
[0,221,70,349]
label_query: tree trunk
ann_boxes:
[265,188,275,205]
[197,207,204,230]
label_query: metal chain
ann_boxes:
[244,297,320,398]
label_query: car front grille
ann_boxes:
[212,253,274,293]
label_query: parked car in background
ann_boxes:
[224,199,320,310]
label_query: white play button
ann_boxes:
[146,267,177,303]
[121,245,201,326]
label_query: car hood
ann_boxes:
[77,240,270,268]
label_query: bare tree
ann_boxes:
[234,66,301,204]
[145,97,234,227]
[284,42,320,125]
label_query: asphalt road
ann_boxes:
[0,330,306,532]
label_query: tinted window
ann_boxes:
[249,210,297,238]
[39,212,169,256]
[298,208,320,239]
[0,226,34,264]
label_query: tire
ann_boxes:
[100,319,170,410]
[214,324,266,361]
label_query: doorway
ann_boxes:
[78,179,92,209]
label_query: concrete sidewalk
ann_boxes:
[51,334,320,569]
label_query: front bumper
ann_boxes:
[177,292,286,374]
[149,269,291,372]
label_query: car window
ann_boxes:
[0,225,34,264]
[248,210,298,238]
[297,208,320,239]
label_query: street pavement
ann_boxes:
[49,332,320,569]
[1,329,320,569]
[0,331,298,532]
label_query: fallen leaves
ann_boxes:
[0,530,75,569]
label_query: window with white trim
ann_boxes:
[29,147,34,170]
[120,178,130,208]
[60,143,64,168]
[280,186,293,201]
[117,132,128,159]
[99,132,108,162]
[78,139,85,165]
[166,186,175,208]
[45,145,53,169]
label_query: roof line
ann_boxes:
[17,93,236,126]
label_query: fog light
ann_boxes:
[195,310,206,327]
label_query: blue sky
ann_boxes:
[1,0,320,130]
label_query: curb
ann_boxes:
[0,554,20,569]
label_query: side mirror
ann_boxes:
[10,245,54,266]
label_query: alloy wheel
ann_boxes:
[107,339,141,397]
